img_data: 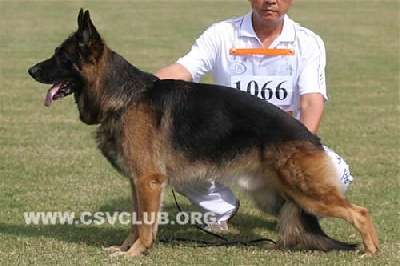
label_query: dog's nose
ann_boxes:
[28,65,39,77]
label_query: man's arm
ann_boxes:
[299,93,325,134]
[154,63,193,81]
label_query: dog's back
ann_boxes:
[141,79,322,162]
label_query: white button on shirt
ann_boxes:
[177,11,328,119]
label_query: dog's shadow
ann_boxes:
[0,195,278,249]
[98,191,279,246]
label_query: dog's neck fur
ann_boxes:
[82,45,158,125]
[104,49,157,110]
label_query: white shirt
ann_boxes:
[177,11,327,119]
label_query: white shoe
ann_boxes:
[204,220,229,231]
[204,199,240,231]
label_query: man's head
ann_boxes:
[249,0,293,24]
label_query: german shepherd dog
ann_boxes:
[28,9,378,257]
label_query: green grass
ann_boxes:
[0,0,399,265]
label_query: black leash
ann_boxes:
[159,189,276,247]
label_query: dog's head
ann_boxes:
[28,8,105,124]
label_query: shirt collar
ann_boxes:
[238,11,296,43]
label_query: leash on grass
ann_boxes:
[159,189,276,247]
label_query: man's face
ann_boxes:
[249,0,293,22]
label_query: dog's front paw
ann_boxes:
[102,245,126,252]
[103,232,137,253]
[109,239,150,257]
[109,251,129,258]
[359,248,378,258]
[108,248,144,257]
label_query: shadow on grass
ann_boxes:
[98,194,279,246]
[0,196,278,249]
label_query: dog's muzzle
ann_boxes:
[28,65,39,79]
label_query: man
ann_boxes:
[155,0,353,230]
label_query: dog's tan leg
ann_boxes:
[288,186,378,256]
[104,179,139,252]
[111,173,166,257]
[313,199,378,257]
[349,204,379,257]
[274,148,378,256]
[276,190,378,256]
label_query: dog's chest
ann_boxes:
[95,123,130,176]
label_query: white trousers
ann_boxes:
[177,146,353,222]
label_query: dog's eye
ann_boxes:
[56,53,72,67]
[54,47,72,66]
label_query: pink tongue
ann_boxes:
[44,83,61,107]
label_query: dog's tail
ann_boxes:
[276,202,358,251]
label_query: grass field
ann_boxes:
[0,0,399,265]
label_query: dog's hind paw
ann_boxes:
[261,242,277,250]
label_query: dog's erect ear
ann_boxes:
[77,9,100,43]
[76,8,103,61]
[78,8,84,29]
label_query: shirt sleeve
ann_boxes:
[177,24,221,82]
[297,35,328,101]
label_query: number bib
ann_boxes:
[231,75,293,111]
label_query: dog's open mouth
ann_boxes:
[44,82,74,107]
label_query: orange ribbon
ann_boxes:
[229,48,294,56]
